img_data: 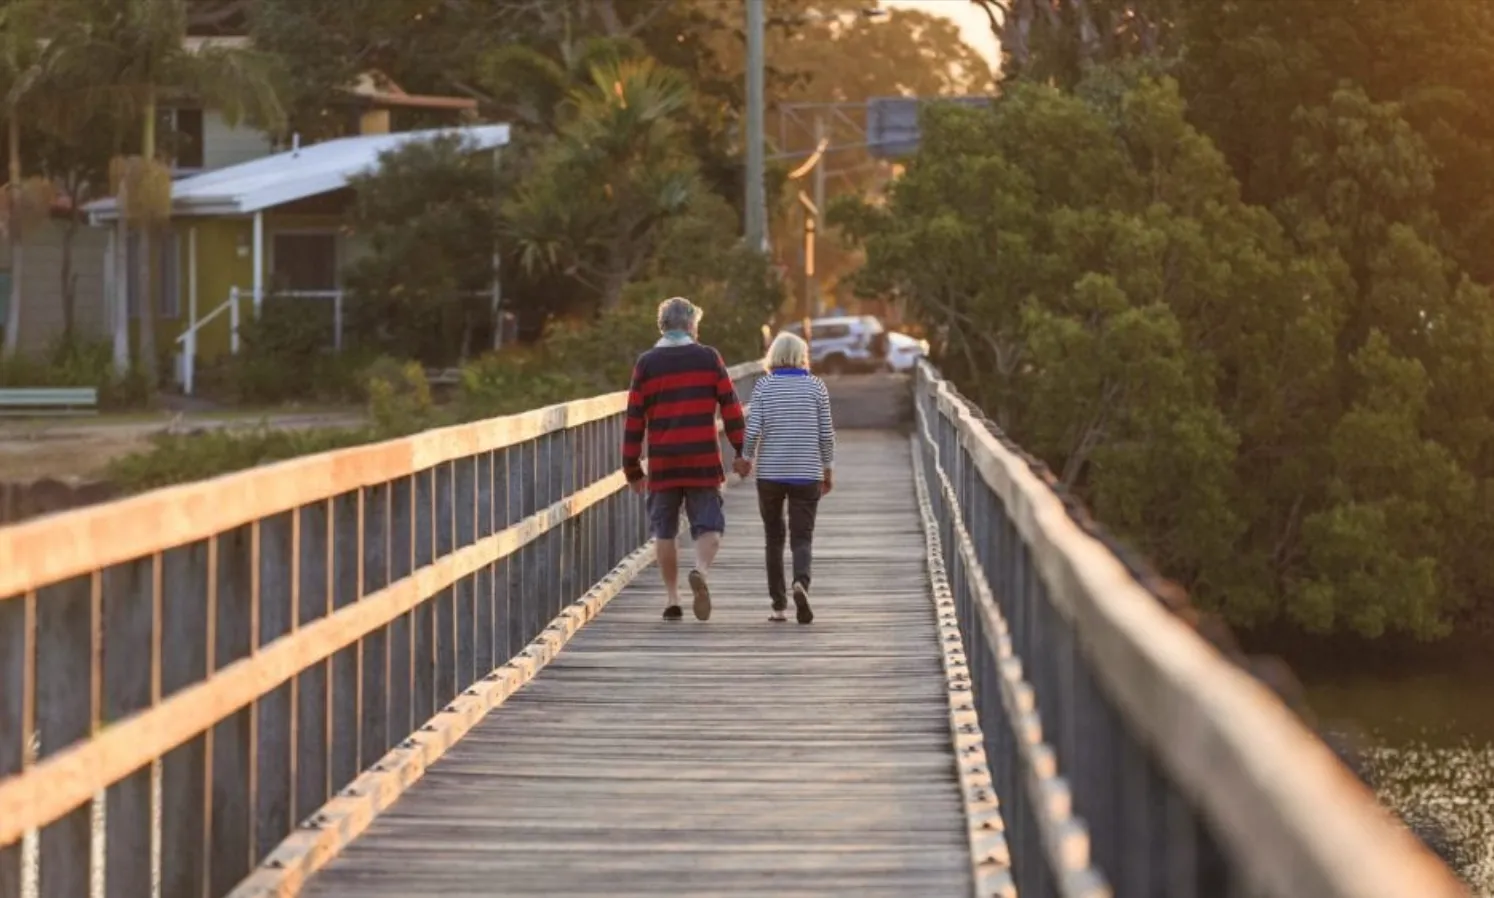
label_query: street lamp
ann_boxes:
[744,4,886,255]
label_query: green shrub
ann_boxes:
[223,312,377,405]
[104,425,374,492]
[365,357,447,436]
[0,338,153,410]
[456,347,584,421]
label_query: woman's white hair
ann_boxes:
[764,331,811,371]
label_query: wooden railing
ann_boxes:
[0,362,760,898]
[912,360,1469,898]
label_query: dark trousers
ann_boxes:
[757,481,821,609]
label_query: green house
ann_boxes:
[84,124,510,392]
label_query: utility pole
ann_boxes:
[808,112,826,316]
[745,0,767,253]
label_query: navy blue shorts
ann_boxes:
[647,487,726,540]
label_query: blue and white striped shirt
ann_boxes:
[743,368,836,485]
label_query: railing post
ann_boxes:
[184,323,196,395]
[333,291,344,353]
[229,287,241,355]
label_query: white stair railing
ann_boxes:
[175,286,246,395]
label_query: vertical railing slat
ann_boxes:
[254,512,296,867]
[0,593,29,898]
[434,464,456,708]
[388,477,415,741]
[159,541,210,898]
[474,452,495,676]
[503,444,525,662]
[209,525,254,895]
[359,485,390,768]
[413,470,435,726]
[294,502,331,827]
[328,493,360,794]
[454,458,477,691]
[101,556,155,898]
[35,575,94,898]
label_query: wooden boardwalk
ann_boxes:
[300,431,973,897]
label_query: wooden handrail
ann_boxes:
[0,360,762,898]
[916,360,1468,898]
[0,363,758,599]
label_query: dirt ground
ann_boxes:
[0,409,365,481]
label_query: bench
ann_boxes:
[0,387,100,417]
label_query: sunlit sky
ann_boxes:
[882,0,1002,71]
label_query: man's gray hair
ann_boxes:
[657,296,702,334]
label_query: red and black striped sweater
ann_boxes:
[622,342,745,491]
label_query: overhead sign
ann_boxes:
[865,96,996,159]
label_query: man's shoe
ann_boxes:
[792,581,814,624]
[662,604,683,621]
[768,608,788,622]
[688,569,712,621]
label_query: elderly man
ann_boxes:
[622,297,746,620]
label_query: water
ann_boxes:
[1295,648,1494,894]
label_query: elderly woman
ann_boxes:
[735,332,836,623]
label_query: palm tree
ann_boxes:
[0,0,46,359]
[504,57,700,311]
[57,0,286,378]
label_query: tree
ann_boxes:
[971,0,1180,85]
[1177,0,1494,283]
[834,71,1490,639]
[249,0,430,141]
[0,0,46,358]
[502,56,700,311]
[342,134,500,366]
[30,109,123,342]
[57,0,286,378]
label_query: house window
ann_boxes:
[161,107,205,171]
[271,232,338,293]
[125,232,181,320]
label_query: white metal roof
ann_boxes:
[86,124,510,223]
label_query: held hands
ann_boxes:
[732,457,753,479]
[629,476,648,495]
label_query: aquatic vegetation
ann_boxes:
[1355,736,1494,893]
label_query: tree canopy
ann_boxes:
[842,3,1494,639]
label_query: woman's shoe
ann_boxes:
[792,581,814,624]
[768,608,788,622]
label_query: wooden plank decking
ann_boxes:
[301,431,973,897]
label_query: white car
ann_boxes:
[883,331,929,372]
[783,315,888,374]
